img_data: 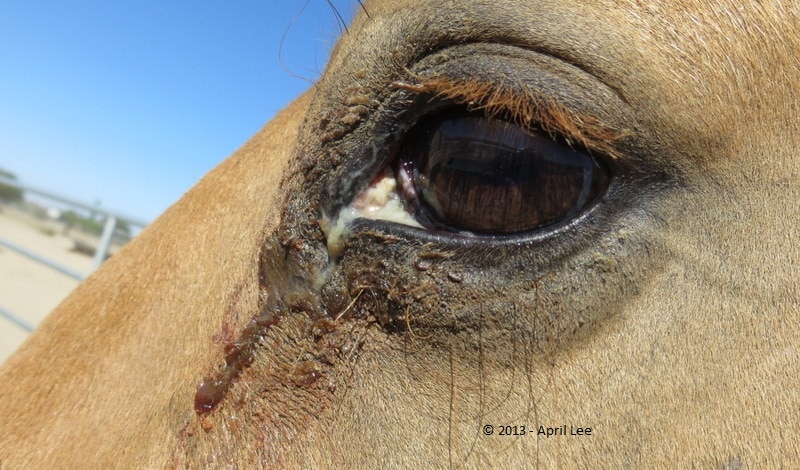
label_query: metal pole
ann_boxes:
[0,238,85,281]
[93,215,117,270]
[0,176,149,228]
[0,305,35,332]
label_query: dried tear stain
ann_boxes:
[193,290,321,416]
[194,310,281,413]
[192,216,376,417]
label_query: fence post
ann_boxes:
[93,215,117,270]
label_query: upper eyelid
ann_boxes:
[323,45,637,214]
[391,74,631,161]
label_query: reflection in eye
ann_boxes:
[395,113,609,234]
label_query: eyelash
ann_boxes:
[390,76,628,160]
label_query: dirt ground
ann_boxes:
[0,207,93,364]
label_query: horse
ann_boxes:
[1,1,798,467]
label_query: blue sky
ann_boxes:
[0,1,360,223]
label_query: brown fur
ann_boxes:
[1,1,798,468]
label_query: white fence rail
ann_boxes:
[0,176,149,332]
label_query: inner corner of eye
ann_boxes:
[350,168,423,227]
[321,167,422,257]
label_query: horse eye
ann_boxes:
[394,112,610,234]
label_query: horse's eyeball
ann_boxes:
[394,112,609,234]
